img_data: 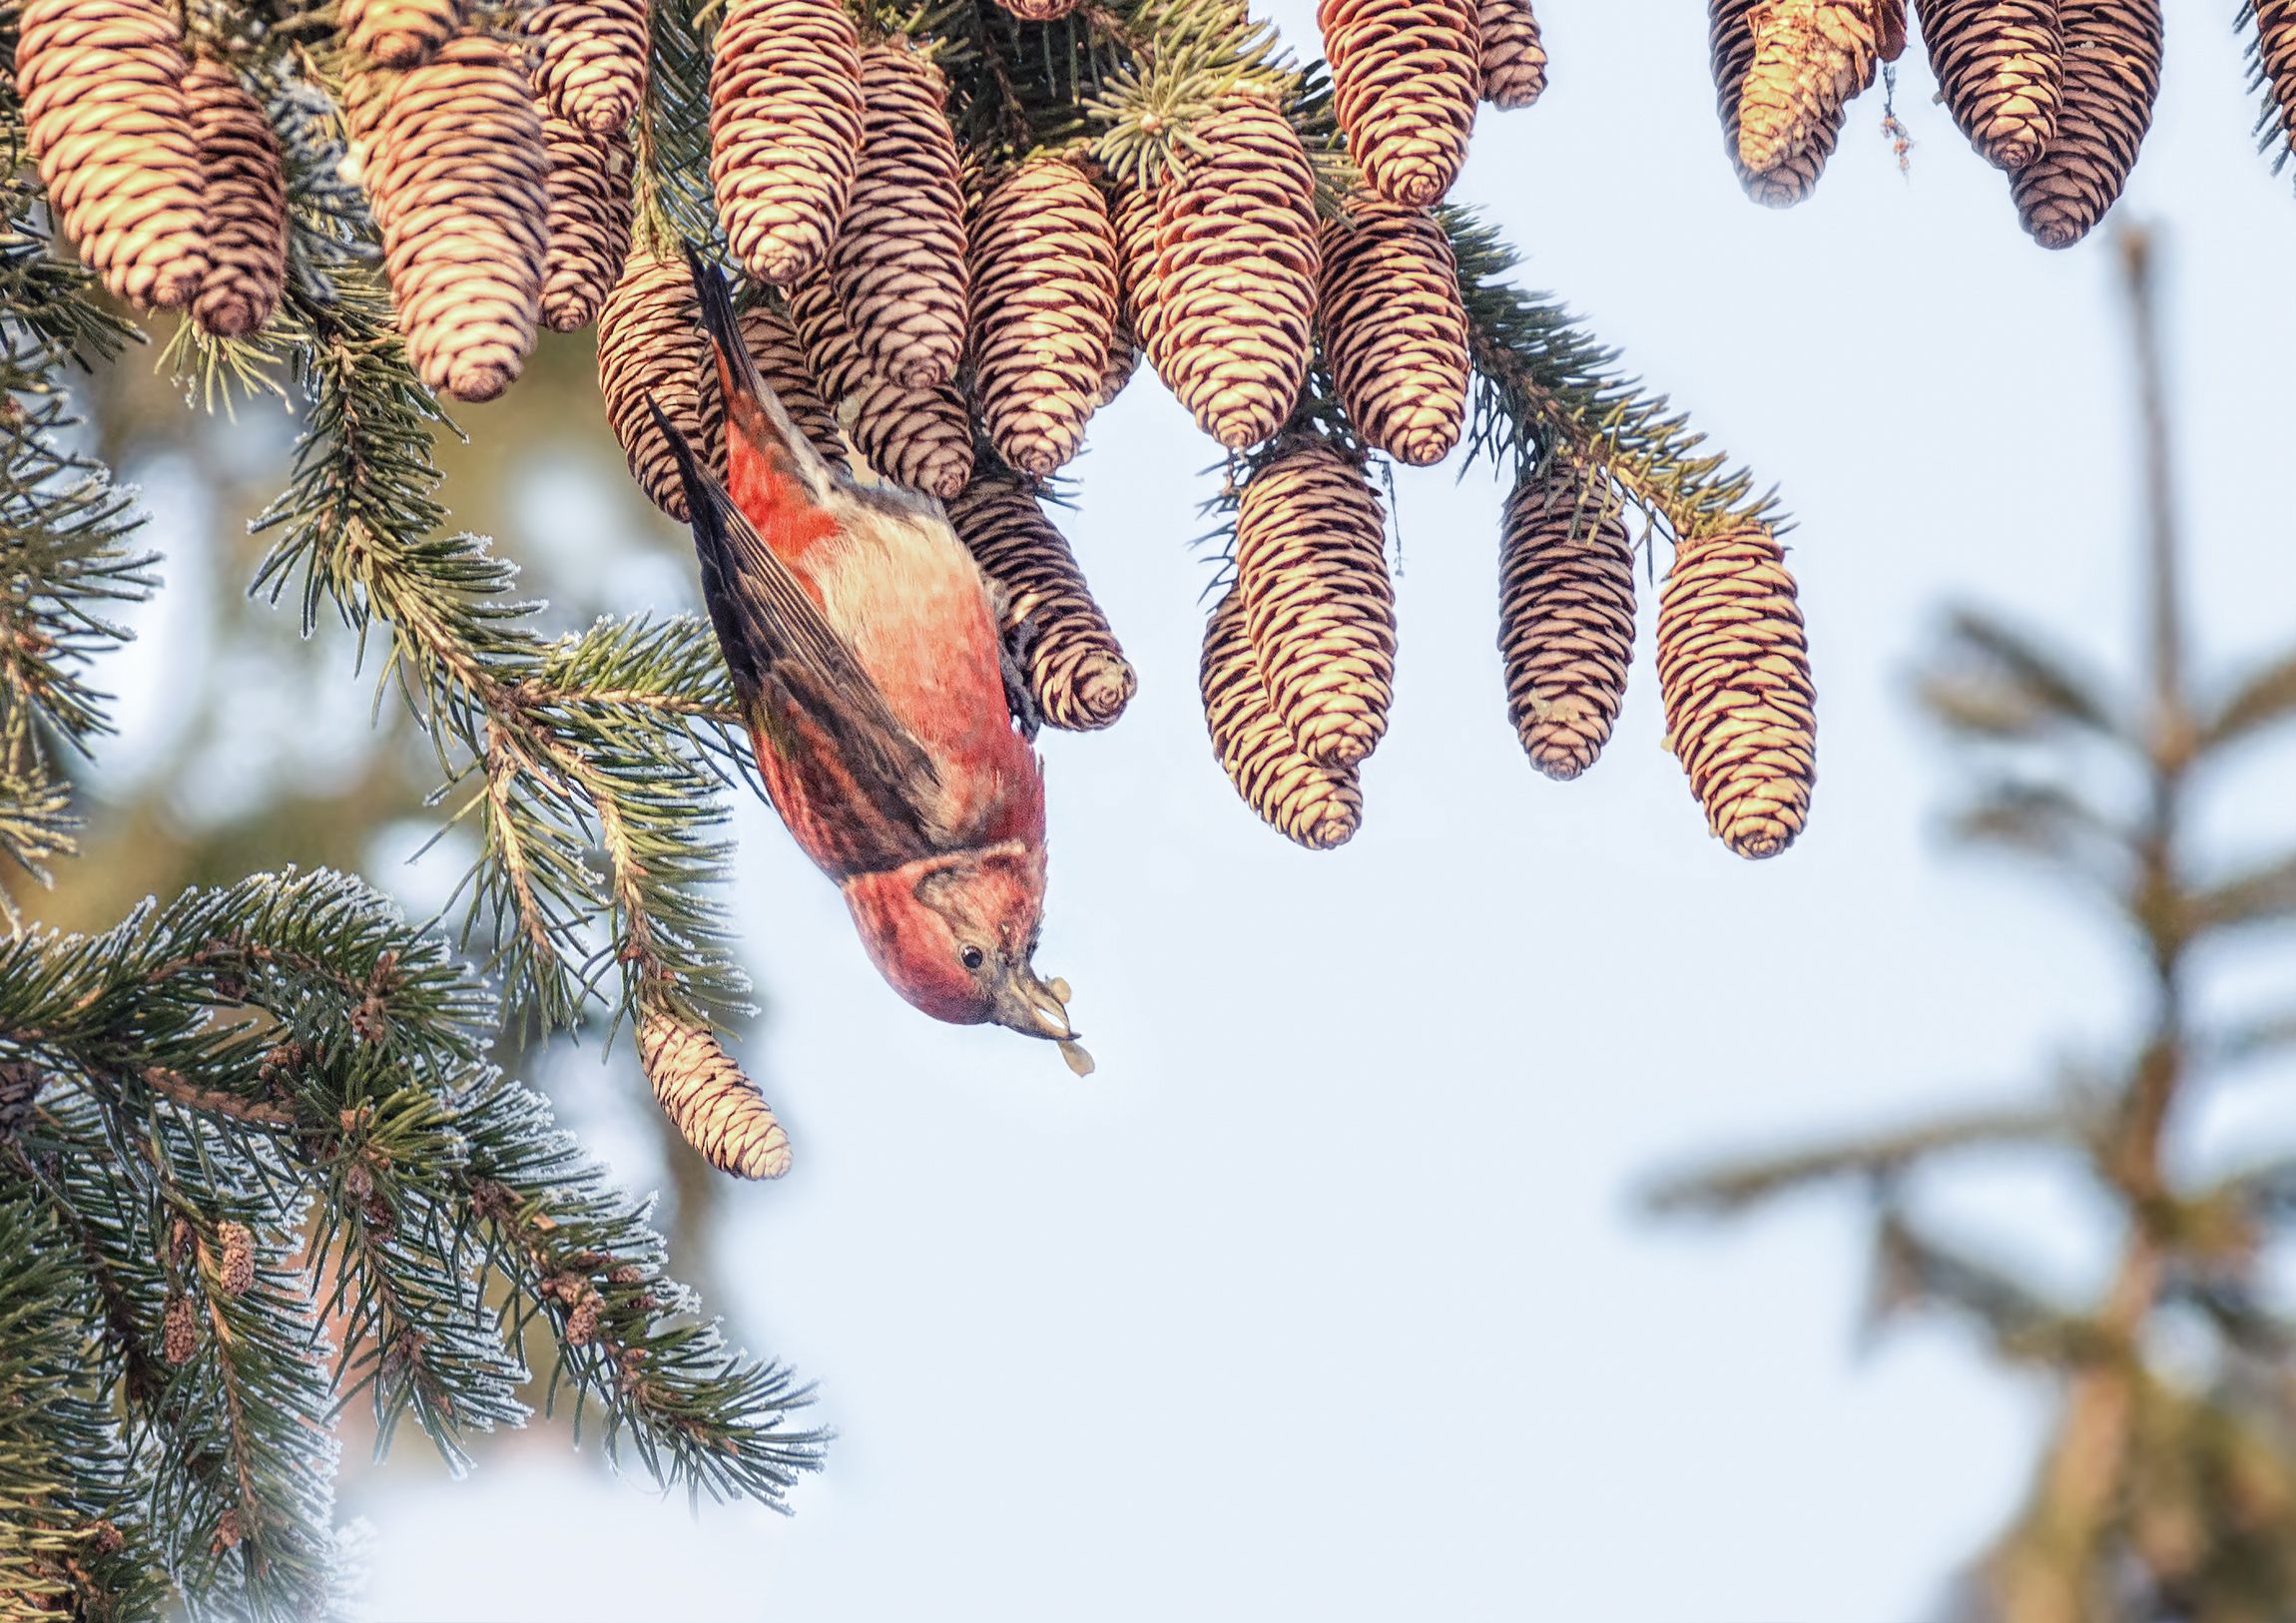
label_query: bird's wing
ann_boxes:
[652,403,950,855]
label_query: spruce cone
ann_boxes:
[185,57,287,339]
[1094,311,1139,412]
[1154,99,1319,450]
[163,1294,196,1364]
[993,0,1083,16]
[13,0,208,310]
[597,250,714,518]
[946,474,1136,732]
[1498,466,1637,782]
[734,296,847,467]
[528,0,647,137]
[366,35,549,402]
[638,1009,792,1180]
[968,157,1119,478]
[338,0,460,68]
[1111,181,1168,379]
[1234,437,1396,770]
[1201,588,1363,851]
[789,272,971,497]
[216,1221,255,1299]
[1736,0,1893,176]
[1318,200,1468,467]
[1318,0,1479,207]
[541,115,634,331]
[2010,0,2160,249]
[1914,0,2063,170]
[1657,523,1816,859]
[2248,0,2296,173]
[709,0,862,286]
[1710,0,1839,204]
[1478,0,1549,109]
[833,45,968,389]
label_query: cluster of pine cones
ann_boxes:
[1711,0,2296,247]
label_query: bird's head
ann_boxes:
[841,843,1092,1074]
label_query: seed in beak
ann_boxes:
[1058,1039,1095,1077]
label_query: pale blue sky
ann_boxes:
[322,4,2296,1617]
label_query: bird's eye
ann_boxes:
[960,945,985,971]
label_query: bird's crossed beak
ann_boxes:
[995,969,1095,1077]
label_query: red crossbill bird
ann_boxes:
[651,250,1091,1074]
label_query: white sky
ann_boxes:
[318,4,2296,1617]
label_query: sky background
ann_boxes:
[146,4,2296,1617]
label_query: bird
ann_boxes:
[650,247,1092,1076]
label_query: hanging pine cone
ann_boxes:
[734,296,847,467]
[946,473,1136,732]
[2248,1,2296,174]
[597,250,714,518]
[1318,0,1479,207]
[2010,0,2159,248]
[338,0,461,69]
[1736,0,1893,176]
[1111,181,1168,379]
[185,56,287,339]
[788,273,971,497]
[1201,588,1364,851]
[528,0,647,136]
[1094,312,1139,412]
[13,0,208,311]
[1498,465,1637,782]
[709,0,862,286]
[638,1008,792,1180]
[832,44,968,389]
[1318,201,1469,467]
[541,115,634,331]
[1709,0,1841,204]
[1656,522,1816,859]
[1477,0,1549,109]
[1154,98,1319,450]
[1914,0,2063,170]
[1234,436,1397,770]
[365,35,548,402]
[968,157,1119,478]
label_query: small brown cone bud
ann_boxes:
[969,157,1119,478]
[1111,182,1168,380]
[13,0,208,310]
[1710,0,1839,204]
[1498,465,1637,781]
[1657,523,1816,859]
[709,0,862,286]
[185,57,288,339]
[0,1063,37,1142]
[733,297,847,466]
[163,1293,196,1363]
[217,1221,255,1298]
[993,0,1082,17]
[833,45,969,389]
[1914,0,2063,170]
[638,1009,792,1180]
[541,116,634,331]
[1477,0,1549,109]
[788,272,971,497]
[946,473,1136,732]
[528,0,647,137]
[1202,588,1363,850]
[2249,0,2296,176]
[339,0,461,68]
[1317,0,1479,207]
[1155,100,1320,450]
[598,250,712,518]
[2010,0,2160,250]
[365,36,549,401]
[1235,437,1397,770]
[1736,0,1892,177]
[1318,201,1468,467]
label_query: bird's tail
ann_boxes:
[683,243,834,502]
